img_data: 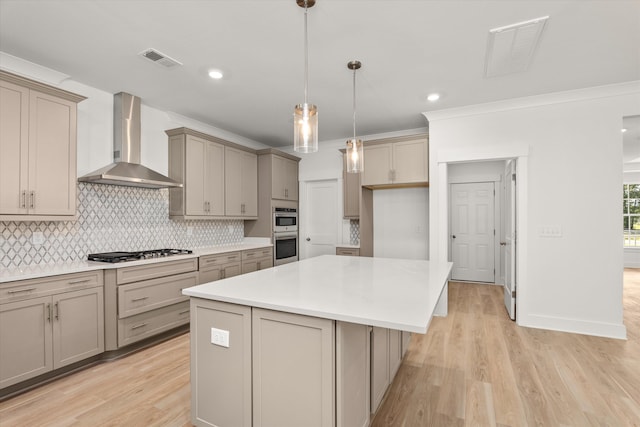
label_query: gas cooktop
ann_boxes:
[87,249,193,263]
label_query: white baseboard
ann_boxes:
[520,314,627,340]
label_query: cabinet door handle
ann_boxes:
[68,279,90,285]
[54,302,59,320]
[227,256,236,260]
[8,287,36,294]
[21,190,27,208]
[30,191,35,209]
[47,303,52,323]
[131,323,147,330]
[131,296,149,302]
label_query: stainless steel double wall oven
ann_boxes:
[273,207,298,265]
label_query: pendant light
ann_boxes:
[346,60,363,173]
[293,0,318,153]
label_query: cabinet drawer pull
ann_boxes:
[227,256,237,260]
[131,323,148,330]
[68,279,91,285]
[245,252,255,256]
[131,296,149,302]
[178,310,190,315]
[8,287,36,294]
[205,258,219,264]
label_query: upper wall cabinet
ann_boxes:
[166,128,258,220]
[361,134,428,188]
[0,71,86,221]
[225,146,258,218]
[256,150,300,202]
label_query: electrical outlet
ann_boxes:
[211,327,230,348]
[538,225,562,238]
[32,231,45,245]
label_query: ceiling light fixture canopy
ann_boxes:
[346,60,363,173]
[293,0,318,153]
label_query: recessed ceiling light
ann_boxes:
[427,93,440,102]
[622,128,628,133]
[208,70,223,79]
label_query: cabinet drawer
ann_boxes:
[116,258,197,285]
[199,252,241,271]
[199,263,241,285]
[0,270,103,304]
[336,247,360,256]
[241,247,272,261]
[118,272,197,318]
[117,301,190,348]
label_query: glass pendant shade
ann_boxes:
[346,138,364,173]
[294,103,318,153]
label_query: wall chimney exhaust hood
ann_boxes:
[78,92,182,189]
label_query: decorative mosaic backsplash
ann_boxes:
[350,220,360,245]
[0,183,244,268]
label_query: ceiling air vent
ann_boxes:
[484,16,549,78]
[139,48,182,68]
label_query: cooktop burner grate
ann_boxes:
[87,249,193,263]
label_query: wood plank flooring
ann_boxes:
[1,270,639,427]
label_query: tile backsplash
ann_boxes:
[350,220,360,245]
[1,183,244,268]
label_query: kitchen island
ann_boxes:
[183,255,452,427]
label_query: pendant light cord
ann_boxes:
[352,67,357,140]
[304,1,309,105]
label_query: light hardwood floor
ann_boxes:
[1,271,639,427]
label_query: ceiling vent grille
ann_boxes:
[484,16,549,78]
[139,48,182,68]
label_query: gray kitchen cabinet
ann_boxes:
[199,252,242,284]
[104,258,198,351]
[190,299,252,427]
[256,150,299,201]
[337,322,370,427]
[168,131,225,218]
[0,271,104,389]
[370,326,390,414]
[342,151,361,218]
[336,247,360,256]
[362,134,428,188]
[402,331,412,357]
[241,247,273,274]
[252,308,335,427]
[0,70,85,221]
[225,146,258,218]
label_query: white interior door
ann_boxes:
[503,160,517,320]
[302,180,339,259]
[450,182,495,282]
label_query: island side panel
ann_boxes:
[252,308,335,427]
[190,298,251,427]
[336,321,371,427]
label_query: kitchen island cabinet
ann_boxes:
[184,255,452,427]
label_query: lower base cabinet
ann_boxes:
[0,272,104,389]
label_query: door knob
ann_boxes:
[306,237,311,241]
[500,242,507,246]
[451,235,456,239]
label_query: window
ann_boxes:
[623,184,640,247]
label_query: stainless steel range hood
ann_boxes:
[78,92,182,189]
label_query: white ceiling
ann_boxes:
[0,0,638,148]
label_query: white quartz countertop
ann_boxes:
[0,240,272,284]
[183,255,453,333]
